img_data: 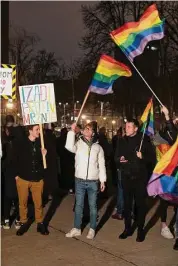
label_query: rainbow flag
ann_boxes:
[141,98,154,136]
[110,4,165,61]
[156,144,170,162]
[89,54,132,95]
[147,137,178,204]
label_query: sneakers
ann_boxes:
[161,226,174,239]
[65,228,81,238]
[173,238,178,250]
[37,223,49,235]
[86,228,95,240]
[14,220,21,230]
[3,220,10,230]
[69,189,74,195]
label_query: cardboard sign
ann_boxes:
[19,83,57,125]
[0,68,12,96]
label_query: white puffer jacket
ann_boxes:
[65,131,106,183]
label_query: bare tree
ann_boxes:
[30,49,59,83]
[9,26,40,84]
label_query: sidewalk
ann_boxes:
[2,194,177,266]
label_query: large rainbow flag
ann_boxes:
[156,143,170,162]
[147,137,178,204]
[141,98,154,136]
[89,54,132,95]
[110,4,165,61]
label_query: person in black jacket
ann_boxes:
[157,106,177,247]
[115,119,155,242]
[1,126,20,230]
[12,124,49,236]
[159,106,177,146]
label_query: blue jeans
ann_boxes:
[116,169,124,215]
[74,178,98,230]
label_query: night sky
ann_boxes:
[9,1,94,63]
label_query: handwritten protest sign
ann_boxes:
[0,67,12,96]
[19,83,57,125]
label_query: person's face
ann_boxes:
[83,126,93,139]
[29,125,40,139]
[125,122,138,137]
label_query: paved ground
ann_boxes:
[2,193,178,266]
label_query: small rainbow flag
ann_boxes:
[141,98,154,136]
[110,4,165,61]
[147,137,178,204]
[89,54,132,95]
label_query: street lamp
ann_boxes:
[6,99,14,109]
[74,100,80,121]
[59,102,68,126]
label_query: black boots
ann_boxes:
[16,222,49,236]
[173,238,178,250]
[37,223,49,235]
[136,229,145,242]
[119,229,133,239]
[16,222,29,236]
[119,228,145,242]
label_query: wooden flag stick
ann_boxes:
[75,90,90,124]
[39,124,47,169]
[139,122,147,152]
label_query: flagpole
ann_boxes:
[75,89,90,124]
[111,34,164,107]
[139,122,147,152]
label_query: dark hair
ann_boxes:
[85,121,98,133]
[5,115,14,124]
[99,126,106,135]
[76,124,82,130]
[60,127,68,136]
[27,124,39,131]
[126,118,139,128]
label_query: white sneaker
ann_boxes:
[161,226,174,239]
[3,220,10,230]
[86,228,95,240]
[65,228,81,238]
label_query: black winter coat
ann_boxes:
[115,133,156,180]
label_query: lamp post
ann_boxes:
[112,120,116,138]
[74,100,79,121]
[59,102,68,126]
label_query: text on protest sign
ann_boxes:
[0,68,12,96]
[19,83,57,125]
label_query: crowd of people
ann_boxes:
[1,105,178,251]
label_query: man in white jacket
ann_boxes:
[65,122,106,239]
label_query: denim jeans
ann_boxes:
[116,169,124,215]
[74,178,98,230]
[176,208,178,238]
